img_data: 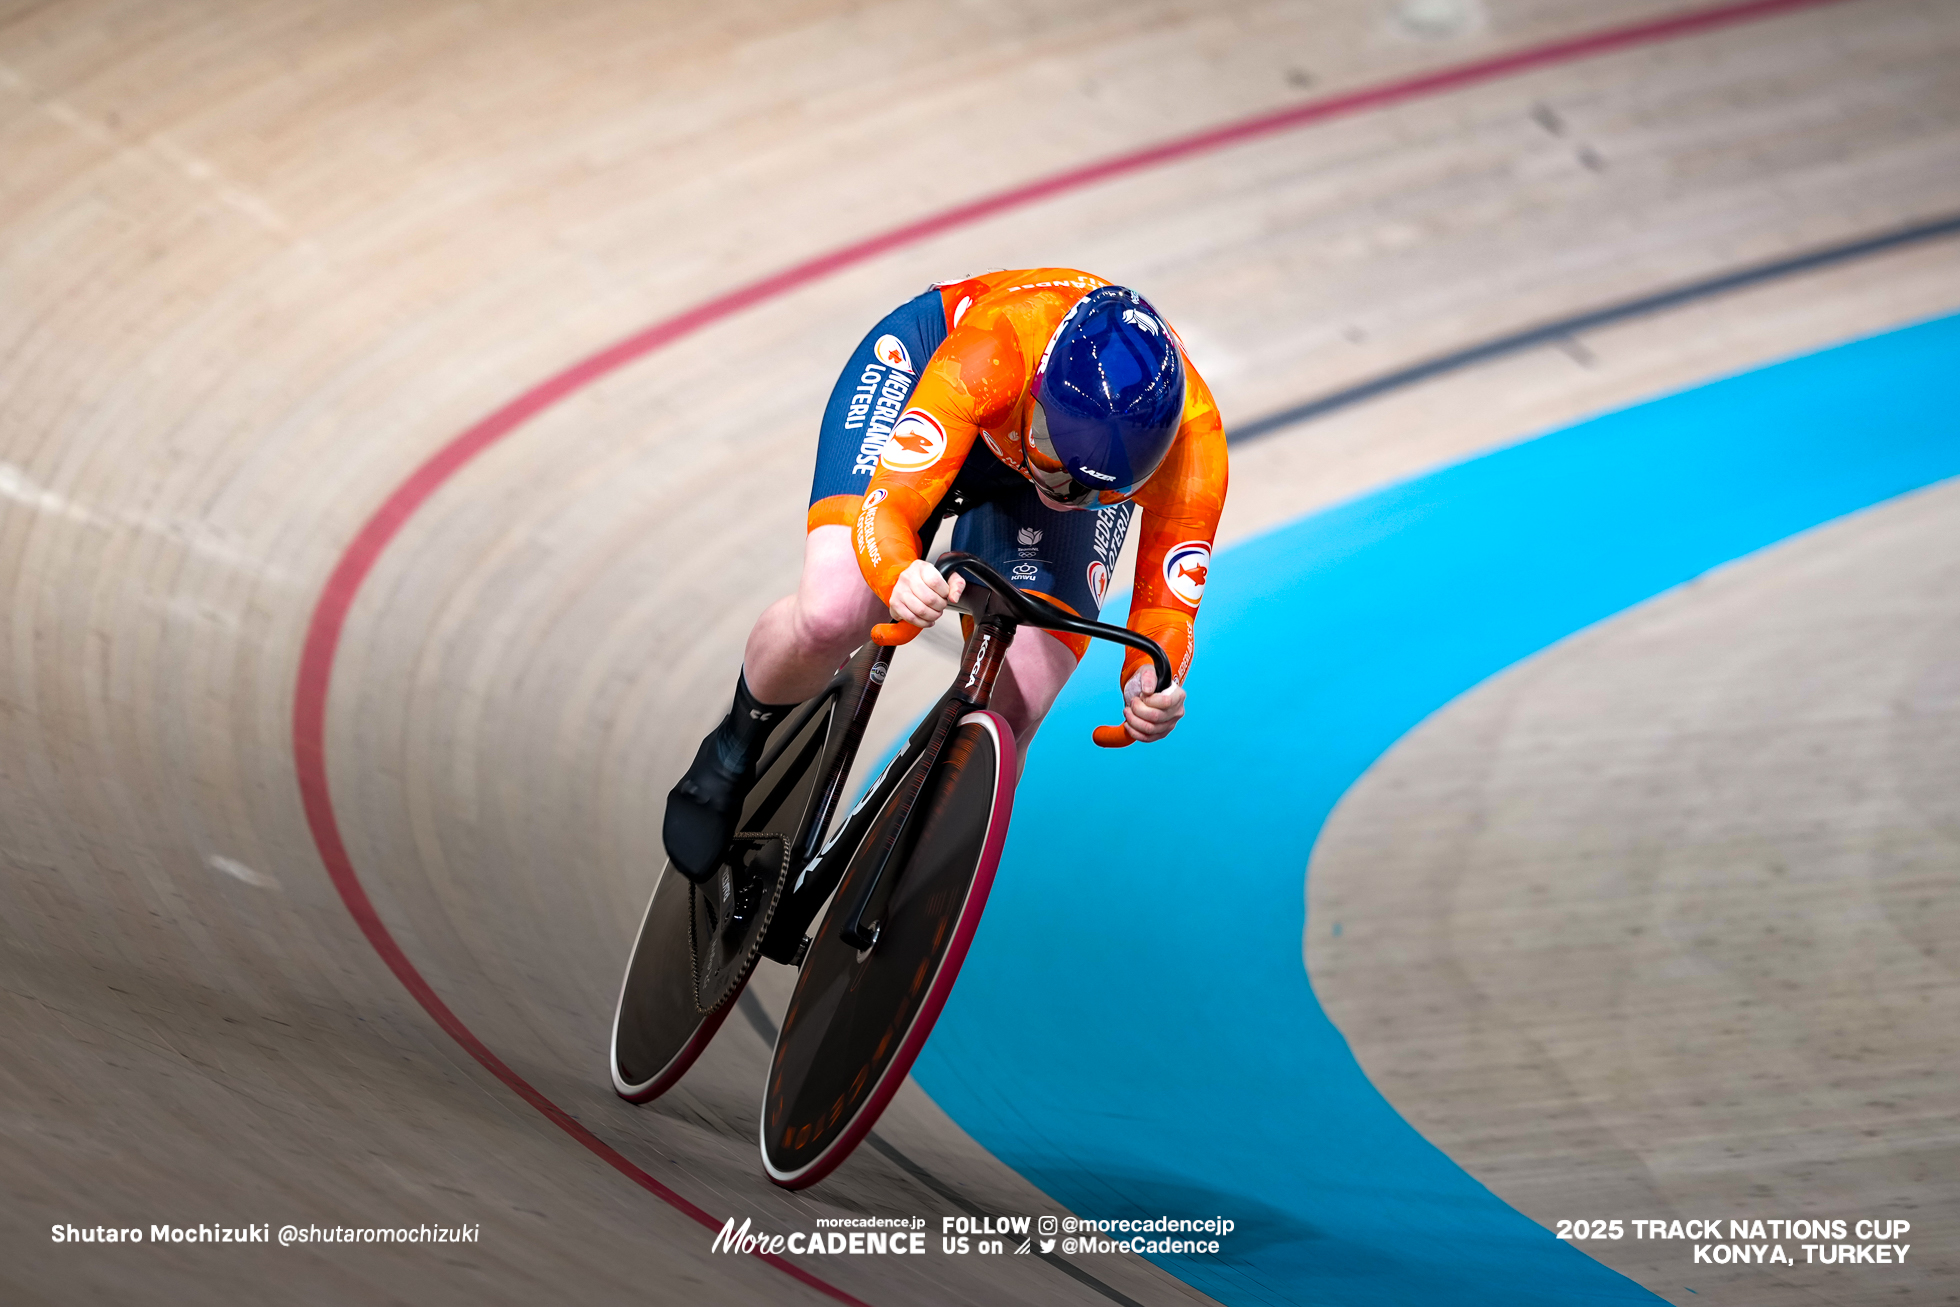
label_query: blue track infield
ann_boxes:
[910,311,1960,1306]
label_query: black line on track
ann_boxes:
[1228,211,1960,444]
[735,987,1148,1307]
[736,984,779,1047]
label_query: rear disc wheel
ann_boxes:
[610,685,844,1102]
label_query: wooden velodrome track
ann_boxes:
[3,0,1956,1303]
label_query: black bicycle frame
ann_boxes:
[758,553,1172,963]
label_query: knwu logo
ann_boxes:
[1163,541,1210,607]
[878,410,947,473]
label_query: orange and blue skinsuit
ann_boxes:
[810,268,1228,694]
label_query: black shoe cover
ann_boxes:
[663,724,754,884]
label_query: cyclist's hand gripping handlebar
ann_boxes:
[871,561,964,647]
[874,554,1173,748]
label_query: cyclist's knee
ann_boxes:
[992,629,1076,742]
[791,526,881,654]
[790,591,873,656]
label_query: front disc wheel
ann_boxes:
[760,711,1015,1188]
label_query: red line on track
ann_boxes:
[289,0,1855,1299]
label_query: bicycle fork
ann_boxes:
[836,614,1014,952]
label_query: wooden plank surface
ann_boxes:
[2,0,1957,1302]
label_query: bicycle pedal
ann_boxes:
[790,935,811,968]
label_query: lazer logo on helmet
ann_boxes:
[1163,541,1210,607]
[1076,466,1116,482]
[878,410,947,472]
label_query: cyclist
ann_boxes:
[664,268,1227,882]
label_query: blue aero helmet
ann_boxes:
[1025,286,1186,508]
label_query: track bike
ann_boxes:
[609,553,1170,1188]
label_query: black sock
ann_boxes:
[712,670,797,774]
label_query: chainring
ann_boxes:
[687,832,788,1015]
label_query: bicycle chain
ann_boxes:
[686,831,789,1016]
